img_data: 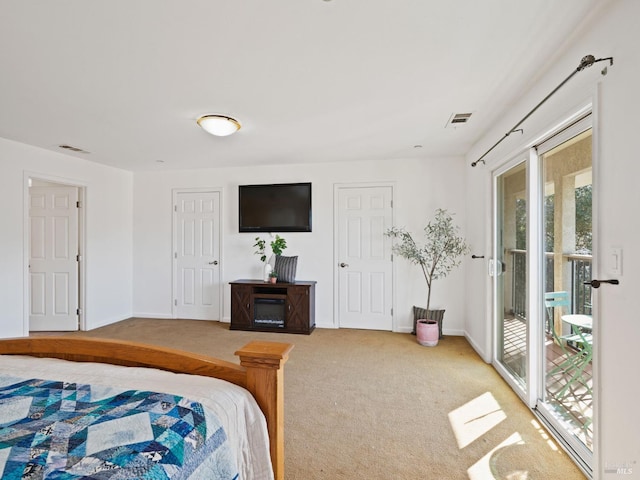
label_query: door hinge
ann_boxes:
[489,259,497,276]
[76,201,81,208]
[76,308,82,315]
[391,307,393,316]
[390,199,393,208]
[174,299,178,306]
[174,205,177,212]
[76,254,82,262]
[174,252,178,259]
[489,259,505,276]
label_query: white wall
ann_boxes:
[464,1,640,477]
[132,156,469,333]
[463,165,493,361]
[0,137,134,337]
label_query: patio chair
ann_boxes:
[544,291,593,401]
[545,291,569,333]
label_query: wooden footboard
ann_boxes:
[0,337,293,480]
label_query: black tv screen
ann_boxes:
[239,182,312,232]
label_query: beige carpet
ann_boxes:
[64,319,585,480]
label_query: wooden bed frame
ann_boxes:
[0,336,293,480]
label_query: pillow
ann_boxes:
[412,306,427,335]
[274,255,298,283]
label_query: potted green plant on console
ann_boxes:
[385,209,469,346]
[254,235,287,281]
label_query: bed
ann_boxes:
[0,337,293,480]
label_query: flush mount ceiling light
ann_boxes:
[197,114,241,137]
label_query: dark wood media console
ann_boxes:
[230,279,316,334]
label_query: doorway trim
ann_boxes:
[171,187,224,321]
[23,171,87,335]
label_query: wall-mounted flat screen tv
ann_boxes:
[239,182,312,232]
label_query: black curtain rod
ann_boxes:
[471,54,613,167]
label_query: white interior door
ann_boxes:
[336,185,393,330]
[29,186,79,331]
[174,191,221,320]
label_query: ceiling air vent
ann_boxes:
[59,144,89,154]
[445,112,472,128]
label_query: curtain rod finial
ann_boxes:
[578,54,596,71]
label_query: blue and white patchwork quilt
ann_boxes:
[0,376,239,479]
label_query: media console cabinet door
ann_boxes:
[286,286,311,332]
[230,284,252,329]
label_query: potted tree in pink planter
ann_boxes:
[386,209,469,346]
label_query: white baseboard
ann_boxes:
[464,331,491,363]
[133,314,226,322]
[131,313,174,320]
[84,314,133,331]
[315,322,338,329]
[395,326,413,334]
[443,328,465,337]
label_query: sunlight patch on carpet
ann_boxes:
[467,432,525,480]
[449,392,506,449]
[530,419,559,451]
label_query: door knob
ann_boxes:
[340,262,349,268]
[584,279,619,288]
[209,260,218,265]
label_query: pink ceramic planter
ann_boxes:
[416,320,439,347]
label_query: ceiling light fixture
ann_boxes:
[197,114,241,137]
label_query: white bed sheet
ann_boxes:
[0,354,274,480]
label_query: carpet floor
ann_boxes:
[64,318,586,480]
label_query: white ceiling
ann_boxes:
[0,1,607,171]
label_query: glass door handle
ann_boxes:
[584,279,619,288]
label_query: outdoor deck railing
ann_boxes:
[568,253,592,315]
[509,250,592,319]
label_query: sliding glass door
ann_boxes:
[537,123,594,470]
[493,113,594,475]
[495,161,528,389]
